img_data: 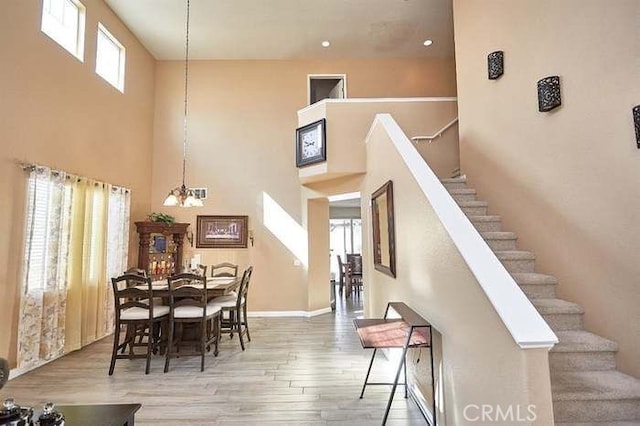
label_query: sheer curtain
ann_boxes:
[18,166,130,369]
[18,168,73,368]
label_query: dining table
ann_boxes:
[142,276,241,299]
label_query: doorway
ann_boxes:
[329,192,363,312]
[308,74,347,105]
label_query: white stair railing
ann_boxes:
[411,117,459,143]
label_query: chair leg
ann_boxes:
[200,321,206,372]
[229,310,235,339]
[214,314,220,357]
[109,322,121,375]
[243,303,251,342]
[145,321,153,375]
[164,319,174,373]
[237,309,245,351]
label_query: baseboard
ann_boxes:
[9,353,65,381]
[409,382,435,425]
[248,307,332,318]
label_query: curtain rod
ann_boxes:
[18,160,131,194]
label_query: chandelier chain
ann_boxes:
[182,0,190,187]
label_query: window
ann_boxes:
[41,0,86,61]
[96,23,126,92]
[19,165,131,368]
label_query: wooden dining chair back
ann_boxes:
[209,266,253,351]
[211,262,238,277]
[164,273,221,372]
[109,273,169,375]
[347,254,363,275]
[196,264,208,277]
[346,254,363,297]
[124,267,147,277]
[336,255,346,296]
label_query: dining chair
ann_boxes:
[336,255,346,297]
[196,264,208,277]
[109,274,170,375]
[210,262,238,278]
[346,254,363,297]
[209,266,253,351]
[124,267,147,277]
[164,273,221,373]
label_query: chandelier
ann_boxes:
[163,0,203,208]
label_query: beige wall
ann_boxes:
[0,0,156,366]
[362,122,554,424]
[151,58,457,313]
[453,0,640,377]
[298,99,459,183]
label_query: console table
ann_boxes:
[34,403,141,425]
[354,302,434,425]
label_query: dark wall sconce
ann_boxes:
[488,51,504,80]
[537,76,562,112]
[633,105,640,149]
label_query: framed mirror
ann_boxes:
[371,180,396,277]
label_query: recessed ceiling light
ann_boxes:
[321,40,331,48]
[423,39,433,46]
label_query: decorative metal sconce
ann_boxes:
[537,76,562,112]
[186,231,194,247]
[633,105,640,149]
[488,51,504,80]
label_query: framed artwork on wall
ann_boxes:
[296,118,326,167]
[196,215,248,248]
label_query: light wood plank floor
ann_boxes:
[2,296,426,425]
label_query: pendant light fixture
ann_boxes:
[163,0,203,208]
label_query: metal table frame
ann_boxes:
[354,302,435,425]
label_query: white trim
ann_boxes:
[298,97,458,115]
[328,192,360,202]
[248,307,332,318]
[366,114,558,350]
[307,74,347,105]
[9,353,65,380]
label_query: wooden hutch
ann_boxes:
[135,221,190,280]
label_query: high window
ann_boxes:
[41,0,86,61]
[96,23,126,92]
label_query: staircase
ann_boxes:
[442,176,640,424]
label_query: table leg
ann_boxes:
[360,348,378,399]
[382,334,412,425]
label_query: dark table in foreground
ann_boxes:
[34,404,141,426]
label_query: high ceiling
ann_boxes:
[104,0,454,60]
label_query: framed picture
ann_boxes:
[196,215,249,249]
[296,118,326,167]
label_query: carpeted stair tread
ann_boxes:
[480,231,517,240]
[551,370,640,401]
[532,298,585,315]
[494,250,535,260]
[553,331,618,353]
[511,272,558,286]
[456,200,488,207]
[440,177,467,184]
[448,188,476,194]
